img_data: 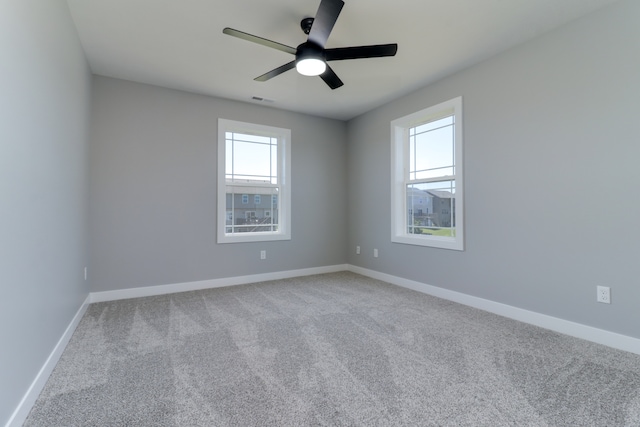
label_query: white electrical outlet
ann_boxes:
[597,286,610,304]
[84,267,87,281]
[374,248,379,258]
[356,246,360,255]
[260,250,266,260]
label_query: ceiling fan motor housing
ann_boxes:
[296,41,325,63]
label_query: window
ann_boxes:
[217,119,291,243]
[391,97,464,250]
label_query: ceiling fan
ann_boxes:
[222,0,398,89]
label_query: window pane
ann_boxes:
[232,140,272,181]
[405,180,456,237]
[414,116,453,134]
[413,123,454,180]
[225,185,279,234]
[225,140,233,179]
[269,188,279,230]
[232,133,271,144]
[409,135,416,180]
[225,132,278,183]
[271,142,278,184]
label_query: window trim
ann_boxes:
[390,97,464,251]
[217,118,291,244]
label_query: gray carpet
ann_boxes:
[25,272,640,426]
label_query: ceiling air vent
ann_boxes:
[251,96,274,103]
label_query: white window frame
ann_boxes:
[217,118,291,244]
[391,97,464,250]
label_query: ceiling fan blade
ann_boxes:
[254,61,296,82]
[308,0,344,47]
[223,28,297,55]
[319,65,344,90]
[325,44,398,61]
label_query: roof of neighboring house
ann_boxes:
[226,179,277,196]
[405,187,454,199]
[426,190,454,199]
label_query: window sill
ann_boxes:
[217,231,291,244]
[391,234,463,251]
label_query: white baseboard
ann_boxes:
[89,264,349,303]
[6,296,90,427]
[348,265,640,356]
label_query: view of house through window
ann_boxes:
[225,131,279,234]
[217,119,291,243]
[407,115,456,237]
[391,97,464,250]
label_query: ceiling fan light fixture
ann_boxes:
[296,57,326,76]
[295,41,326,76]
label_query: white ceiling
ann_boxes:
[66,0,618,121]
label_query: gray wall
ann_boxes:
[0,0,91,424]
[89,76,347,292]
[2,0,638,422]
[347,0,640,339]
